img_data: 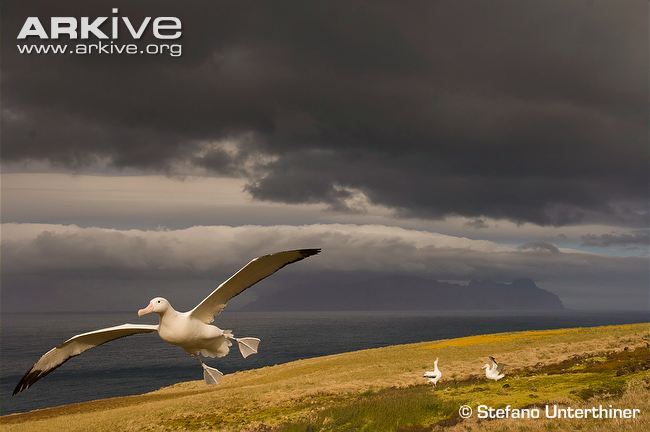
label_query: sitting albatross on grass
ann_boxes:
[13,249,320,394]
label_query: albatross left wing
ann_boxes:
[489,355,505,373]
[190,249,321,323]
[13,323,158,394]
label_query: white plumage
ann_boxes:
[483,355,505,381]
[423,357,442,385]
[14,249,320,394]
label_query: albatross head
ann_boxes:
[138,297,171,317]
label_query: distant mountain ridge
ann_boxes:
[243,275,564,311]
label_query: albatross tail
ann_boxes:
[234,337,260,358]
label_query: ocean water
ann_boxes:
[1,310,648,415]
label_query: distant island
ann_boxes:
[243,276,564,311]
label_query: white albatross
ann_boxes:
[13,249,320,394]
[482,355,505,381]
[423,357,442,385]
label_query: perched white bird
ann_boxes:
[423,357,442,385]
[482,356,505,381]
[13,249,320,394]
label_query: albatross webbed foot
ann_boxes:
[191,354,224,385]
[234,337,260,358]
[202,363,224,385]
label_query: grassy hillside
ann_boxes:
[2,323,648,432]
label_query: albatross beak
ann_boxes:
[138,303,154,317]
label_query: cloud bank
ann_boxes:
[581,231,649,248]
[2,223,647,310]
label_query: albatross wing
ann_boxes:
[189,249,320,323]
[13,323,158,394]
[489,355,505,373]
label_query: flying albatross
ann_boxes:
[13,248,320,394]
[482,355,505,381]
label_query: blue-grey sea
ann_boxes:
[1,310,648,415]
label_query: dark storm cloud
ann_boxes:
[464,219,489,229]
[1,0,647,225]
[581,230,650,248]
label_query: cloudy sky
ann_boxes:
[1,0,648,311]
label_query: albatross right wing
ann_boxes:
[13,323,158,394]
[189,249,321,324]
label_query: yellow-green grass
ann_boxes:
[278,347,649,431]
[1,323,648,432]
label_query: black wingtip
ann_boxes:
[299,248,321,257]
[13,371,32,395]
[13,370,29,395]
[13,366,52,395]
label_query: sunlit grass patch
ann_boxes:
[277,386,455,432]
[276,346,649,432]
